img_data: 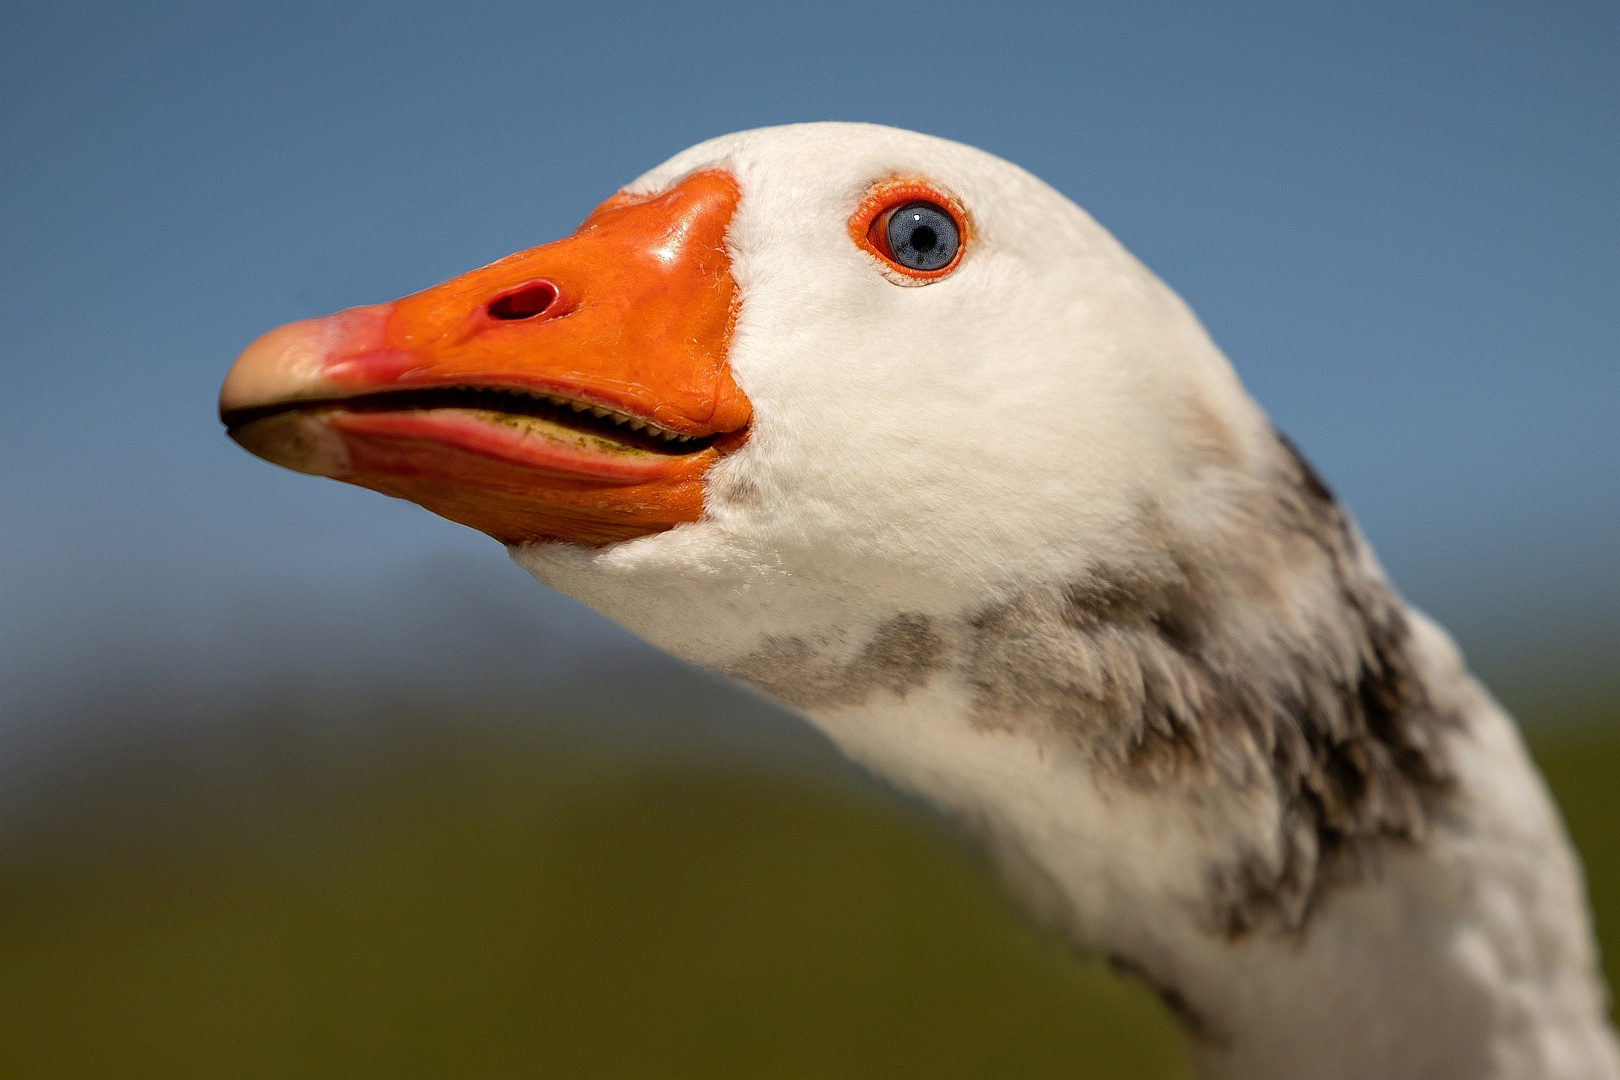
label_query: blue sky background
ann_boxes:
[2,2,1616,756]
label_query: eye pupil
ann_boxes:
[885,201,959,272]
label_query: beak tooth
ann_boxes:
[590,407,610,418]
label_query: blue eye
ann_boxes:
[886,201,960,272]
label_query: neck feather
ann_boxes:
[714,436,1619,1077]
[518,432,1620,1077]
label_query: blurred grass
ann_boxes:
[0,720,1613,1078]
[0,731,1190,1079]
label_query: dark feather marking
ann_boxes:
[965,432,1457,932]
[722,432,1454,933]
[724,613,946,711]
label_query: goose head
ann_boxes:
[221,123,1619,1078]
[222,123,1266,668]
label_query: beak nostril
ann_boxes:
[488,281,559,321]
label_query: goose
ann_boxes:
[219,123,1619,1079]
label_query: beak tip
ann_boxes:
[219,304,393,415]
[220,320,323,416]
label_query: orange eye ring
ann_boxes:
[849,177,970,284]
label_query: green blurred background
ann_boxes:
[1,706,1614,1079]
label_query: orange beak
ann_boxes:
[219,170,750,546]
